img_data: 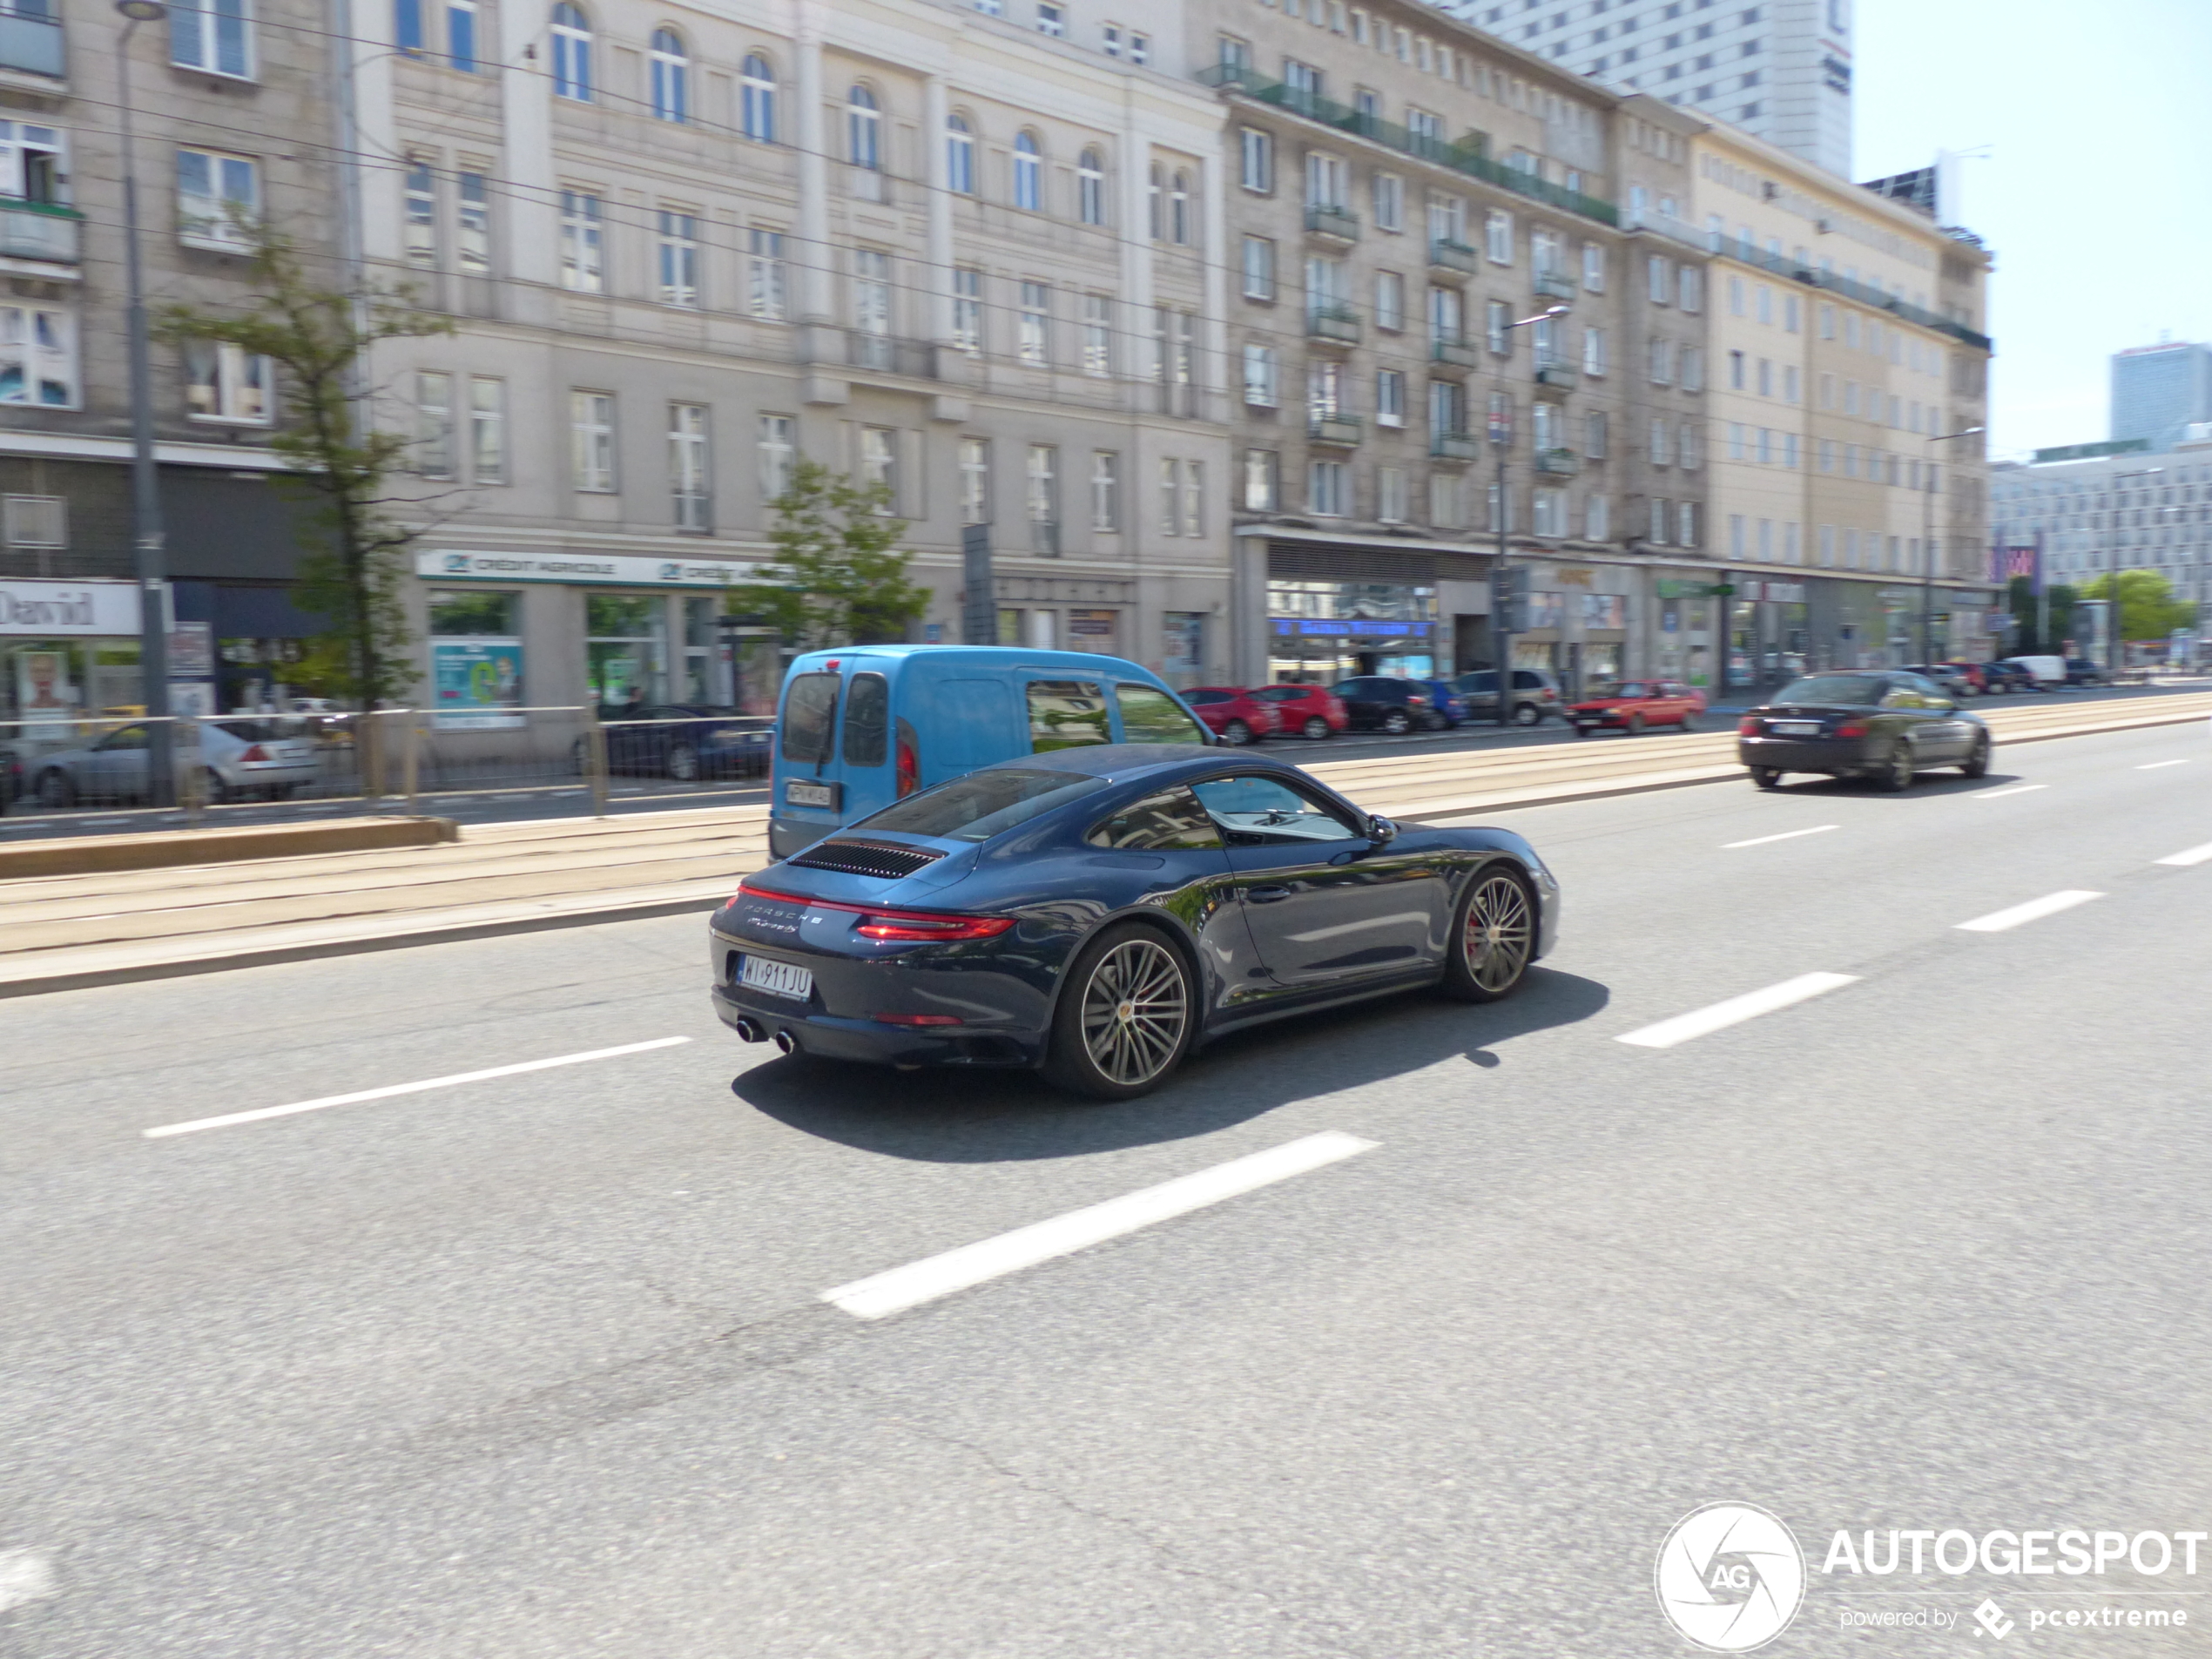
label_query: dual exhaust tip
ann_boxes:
[732,1016,796,1056]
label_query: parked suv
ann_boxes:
[1328,677,1437,735]
[1451,669,1563,725]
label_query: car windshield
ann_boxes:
[1773,675,1885,706]
[852,767,1106,843]
[1599,683,1652,699]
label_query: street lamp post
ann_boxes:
[1918,423,1983,667]
[1488,301,1571,725]
[117,0,173,804]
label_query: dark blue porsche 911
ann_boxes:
[709,745,1560,1099]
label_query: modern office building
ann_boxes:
[0,0,340,725]
[1437,0,1855,179]
[2110,341,2212,455]
[351,0,1234,718]
[1990,436,2212,615]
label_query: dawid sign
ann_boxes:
[417,550,768,589]
[0,578,139,636]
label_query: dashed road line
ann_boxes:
[1974,785,2048,799]
[1616,973,1860,1050]
[1723,825,1838,849]
[2155,842,2212,868]
[1955,890,2104,934]
[2137,759,2191,770]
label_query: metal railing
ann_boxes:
[1431,431,1480,462]
[0,11,64,78]
[1308,414,1363,446]
[0,199,78,262]
[846,331,937,379]
[1428,238,1478,276]
[1305,203,1360,241]
[1430,336,1480,369]
[1306,304,1361,345]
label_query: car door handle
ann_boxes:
[1247,885,1292,903]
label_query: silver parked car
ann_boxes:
[30,718,320,807]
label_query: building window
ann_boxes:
[959,438,990,523]
[1680,347,1704,392]
[1378,466,1407,523]
[759,415,795,502]
[1484,208,1513,264]
[1182,460,1204,537]
[397,0,423,55]
[1676,502,1697,548]
[1242,234,1276,300]
[1728,349,1745,390]
[1305,151,1345,210]
[670,403,710,529]
[1018,280,1049,365]
[1078,147,1106,225]
[559,191,603,292]
[953,267,984,354]
[571,392,616,492]
[1533,488,1567,537]
[1582,409,1606,458]
[1581,240,1604,293]
[1649,416,1671,466]
[1307,359,1342,421]
[1091,451,1119,531]
[650,28,687,122]
[1081,293,1111,375]
[741,55,778,142]
[1014,132,1042,212]
[1680,422,1701,469]
[1374,268,1404,332]
[176,148,259,249]
[403,160,435,266]
[1430,378,1467,439]
[1372,172,1403,233]
[469,375,504,482]
[1427,283,1462,347]
[847,84,880,170]
[1648,338,1674,386]
[658,211,700,307]
[1240,127,1273,192]
[1680,267,1702,312]
[1128,31,1148,64]
[172,0,252,78]
[1243,448,1278,511]
[1376,368,1405,427]
[853,248,891,340]
[415,369,454,476]
[861,428,898,509]
[446,0,476,71]
[1169,170,1191,244]
[748,228,786,320]
[1433,473,1463,531]
[1308,459,1346,516]
[1585,494,1609,541]
[550,2,591,99]
[1243,343,1278,408]
[456,171,489,272]
[1157,458,1181,536]
[1582,327,1605,376]
[943,115,974,195]
[1027,444,1058,529]
[1487,298,1509,354]
[182,341,269,423]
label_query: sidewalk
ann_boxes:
[3,691,2205,996]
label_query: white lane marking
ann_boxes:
[2155,842,2212,867]
[1955,890,2104,934]
[143,1036,692,1139]
[1723,824,1838,849]
[1285,910,1430,943]
[1974,785,2048,799]
[0,1549,57,1614]
[1615,972,1859,1050]
[823,1130,1378,1320]
[2137,759,2191,770]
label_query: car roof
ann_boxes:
[980,743,1286,783]
[786,644,1165,677]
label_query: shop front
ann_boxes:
[1264,543,1440,683]
[1,577,145,725]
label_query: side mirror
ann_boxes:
[1367,814,1399,844]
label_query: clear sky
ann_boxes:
[1855,0,2212,462]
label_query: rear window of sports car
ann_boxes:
[854,768,1106,842]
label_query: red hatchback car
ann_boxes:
[1568,679,1706,736]
[1248,682,1352,739]
[1183,686,1283,745]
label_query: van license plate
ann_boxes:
[738,954,814,1001]
[786,779,839,809]
[1771,721,1820,736]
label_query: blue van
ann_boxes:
[769,645,1211,857]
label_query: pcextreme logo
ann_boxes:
[1656,1502,1808,1652]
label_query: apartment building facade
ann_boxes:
[1189,0,1710,691]
[0,0,339,725]
[1992,435,2212,617]
[351,0,1232,718]
[1684,118,1995,691]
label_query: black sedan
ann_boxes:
[590,705,774,781]
[709,745,1560,1099]
[1737,671,1993,792]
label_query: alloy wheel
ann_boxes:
[1383,711,1411,735]
[1303,716,1331,740]
[1078,939,1189,1089]
[668,741,700,781]
[1513,703,1541,726]
[1225,720,1252,745]
[1462,873,1534,994]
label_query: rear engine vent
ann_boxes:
[786,840,943,879]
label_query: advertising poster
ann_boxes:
[431,638,525,727]
[14,648,74,722]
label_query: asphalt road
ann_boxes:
[3,677,2203,840]
[4,716,2210,1655]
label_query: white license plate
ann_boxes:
[786,779,836,808]
[738,954,814,1001]
[1771,721,1821,737]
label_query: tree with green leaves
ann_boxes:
[2080,569,2197,644]
[153,228,454,709]
[759,460,929,648]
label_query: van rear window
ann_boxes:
[842,672,887,766]
[781,673,840,763]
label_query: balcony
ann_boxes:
[1305,203,1359,243]
[1305,305,1360,347]
[1429,336,1480,370]
[1534,448,1581,476]
[1534,361,1578,389]
[1428,238,1478,277]
[846,332,937,379]
[0,199,79,266]
[1307,415,1363,447]
[1028,518,1061,557]
[0,12,63,80]
[1431,432,1480,462]
[1534,270,1577,302]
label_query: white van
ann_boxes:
[2004,655,2067,688]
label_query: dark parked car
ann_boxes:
[1737,671,1993,792]
[595,705,774,780]
[1329,677,1438,735]
[1249,683,1350,740]
[1181,686,1281,745]
[711,745,1559,1098]
[1979,661,2037,694]
[1451,668,1563,725]
[2063,658,2114,687]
